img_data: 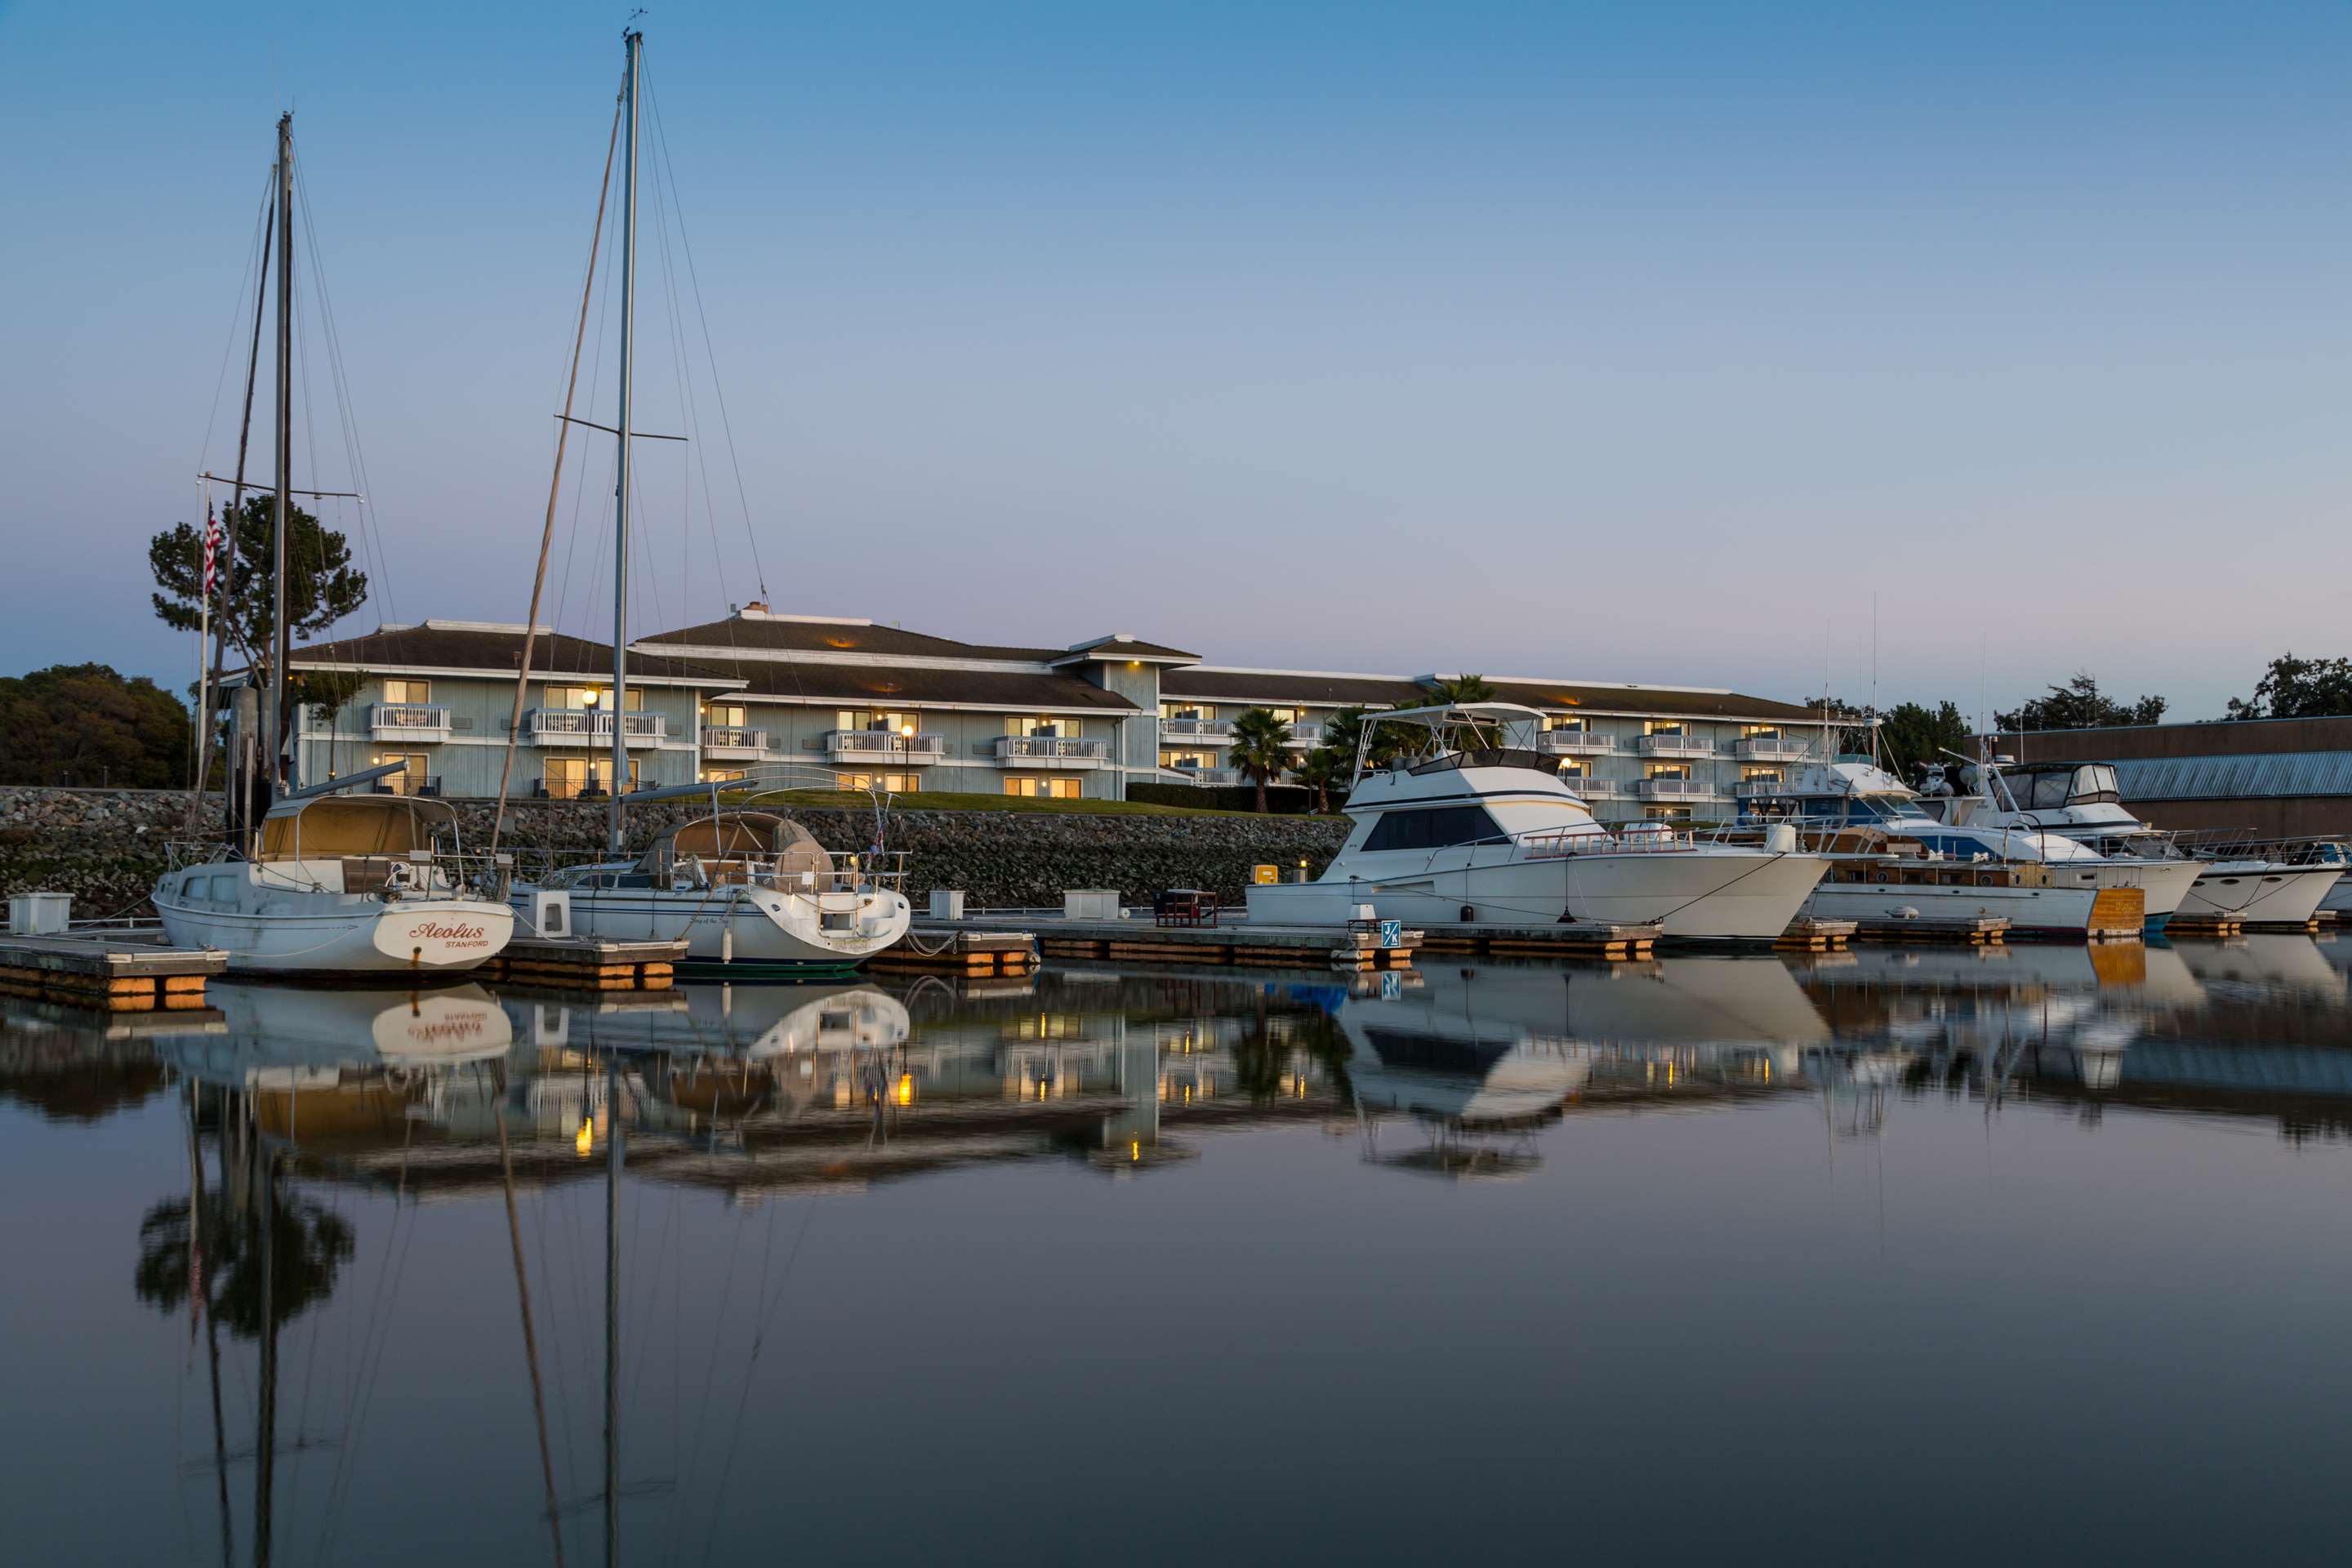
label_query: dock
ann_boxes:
[1777,918,1856,953]
[1852,915,2010,946]
[867,930,1039,978]
[915,915,1425,969]
[479,935,681,991]
[1418,921,1659,960]
[0,932,225,1012]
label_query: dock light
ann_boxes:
[575,1116,594,1156]
[896,1072,915,1107]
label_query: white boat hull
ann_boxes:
[2180,864,2341,924]
[1247,849,1830,942]
[519,884,912,969]
[154,894,515,974]
[1802,879,2108,936]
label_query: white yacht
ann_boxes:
[1957,760,2338,928]
[154,786,516,975]
[517,811,911,977]
[1757,759,2183,937]
[1244,703,1830,942]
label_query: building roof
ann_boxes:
[288,621,742,686]
[2003,715,2352,763]
[1049,633,1203,665]
[2114,752,2352,802]
[637,611,1060,662]
[716,659,1138,713]
[1161,666,1828,721]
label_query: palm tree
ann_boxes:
[1294,746,1343,813]
[1226,706,1294,813]
[1419,673,1502,746]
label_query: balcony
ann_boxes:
[369,702,450,741]
[824,729,948,762]
[1557,775,1618,798]
[701,724,769,761]
[996,735,1111,769]
[1285,723,1323,746]
[1733,736,1809,762]
[1538,728,1616,757]
[1636,733,1716,760]
[1637,776,1717,800]
[1735,778,1793,798]
[523,708,667,746]
[1160,717,1231,744]
[1167,766,1243,786]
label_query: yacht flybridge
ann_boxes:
[1244,704,1832,942]
[1757,759,2198,934]
[1956,760,2343,927]
[154,768,516,974]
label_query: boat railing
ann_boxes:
[1519,826,1700,858]
[165,840,514,901]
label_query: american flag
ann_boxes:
[203,508,221,595]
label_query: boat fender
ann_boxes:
[1459,903,1476,923]
[1763,823,1798,855]
[1892,906,1920,920]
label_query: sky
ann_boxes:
[2,0,2347,721]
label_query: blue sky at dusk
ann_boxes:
[2,1,2346,719]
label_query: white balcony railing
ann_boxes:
[1168,766,1244,786]
[369,702,450,738]
[1558,775,1618,797]
[824,729,947,760]
[996,735,1111,768]
[1160,717,1231,742]
[1285,723,1323,746]
[1733,736,1809,762]
[1735,778,1792,798]
[1538,729,1616,756]
[523,708,667,746]
[1636,734,1716,759]
[1637,776,1717,799]
[701,725,769,759]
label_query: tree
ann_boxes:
[295,668,367,778]
[2225,653,2352,720]
[1293,746,1343,814]
[1994,673,2166,733]
[1227,707,1294,813]
[149,494,368,682]
[135,1186,355,1339]
[1876,700,1971,777]
[1420,673,1503,745]
[0,664,196,787]
[1319,706,1407,773]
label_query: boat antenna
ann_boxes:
[608,26,643,858]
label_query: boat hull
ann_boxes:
[1246,850,1831,942]
[2180,865,2341,924]
[1801,879,2109,936]
[519,884,912,972]
[154,895,515,974]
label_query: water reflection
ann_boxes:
[9,940,2352,1561]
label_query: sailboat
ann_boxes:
[154,114,515,975]
[500,27,911,974]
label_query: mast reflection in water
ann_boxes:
[8,941,2352,1561]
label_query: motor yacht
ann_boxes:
[1750,759,2174,937]
[1244,703,1831,942]
[514,811,911,976]
[153,785,516,975]
[1955,760,2338,927]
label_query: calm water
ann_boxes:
[7,938,2352,1565]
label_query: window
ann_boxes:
[1361,805,1507,853]
[1548,716,1588,733]
[1740,724,1782,740]
[1645,720,1687,737]
[838,709,920,734]
[1004,777,1080,799]
[1266,707,1305,724]
[1557,761,1588,778]
[1005,715,1075,737]
[1160,702,1214,722]
[372,752,429,794]
[1160,750,1216,770]
[382,678,432,705]
[544,756,638,799]
[837,772,920,792]
[1646,764,1690,781]
[544,684,643,711]
[701,767,748,784]
[1742,767,1783,784]
[704,702,747,728]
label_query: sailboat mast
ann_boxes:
[268,111,294,791]
[609,29,642,858]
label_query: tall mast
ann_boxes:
[608,29,642,857]
[268,111,294,790]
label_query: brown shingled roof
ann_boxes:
[717,660,1137,712]
[1160,670,1427,707]
[1160,668,1825,721]
[638,614,1061,662]
[289,624,742,685]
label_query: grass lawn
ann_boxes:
[734,788,1276,818]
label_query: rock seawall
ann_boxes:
[0,788,1350,915]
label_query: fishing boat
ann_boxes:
[154,114,515,977]
[1244,703,1832,942]
[493,28,910,974]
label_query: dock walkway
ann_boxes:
[0,931,225,1011]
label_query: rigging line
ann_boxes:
[291,148,399,631]
[532,1188,585,1506]
[663,1187,750,1561]
[493,86,624,853]
[644,131,726,622]
[644,63,771,599]
[312,1196,420,1568]
[501,1113,570,1568]
[551,211,621,644]
[197,168,277,474]
[697,1197,819,1563]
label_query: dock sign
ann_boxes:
[1378,919,1402,948]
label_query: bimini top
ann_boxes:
[257,793,460,861]
[635,812,831,883]
[1376,702,1552,728]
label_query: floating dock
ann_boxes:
[479,935,681,991]
[867,930,1039,978]
[0,932,225,1012]
[1852,915,2010,946]
[915,915,1425,969]
[1417,922,1658,960]
[1778,918,1857,953]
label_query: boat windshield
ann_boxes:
[1798,792,1913,826]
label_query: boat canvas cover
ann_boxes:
[638,813,831,883]
[257,795,460,860]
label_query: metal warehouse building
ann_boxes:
[2002,716,2352,839]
